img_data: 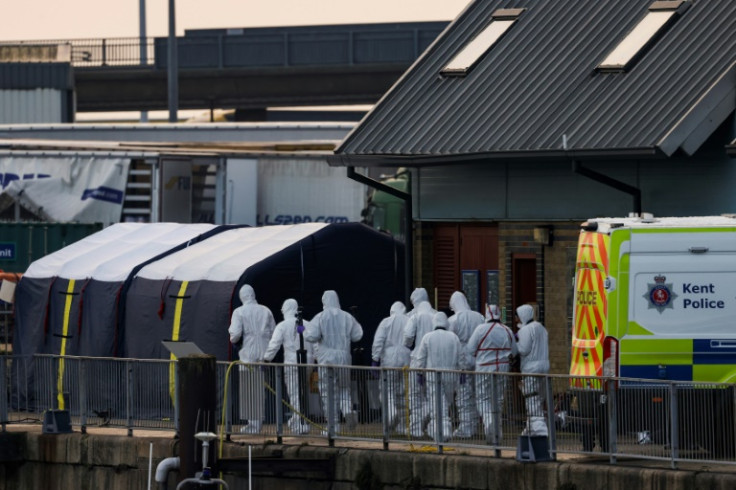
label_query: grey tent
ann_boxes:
[13,222,403,419]
[14,222,223,359]
[123,222,405,363]
[12,222,223,412]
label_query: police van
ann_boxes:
[569,215,736,454]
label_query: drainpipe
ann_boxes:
[155,456,180,490]
[572,160,642,216]
[347,166,413,302]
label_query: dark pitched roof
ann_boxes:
[334,0,736,165]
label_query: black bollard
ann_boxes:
[178,355,217,483]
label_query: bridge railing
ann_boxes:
[0,23,445,70]
[152,27,444,70]
[0,38,155,67]
[6,354,733,467]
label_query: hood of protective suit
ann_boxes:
[390,301,406,316]
[516,304,534,325]
[410,287,429,307]
[485,304,501,322]
[432,311,449,330]
[322,290,341,309]
[238,284,257,304]
[449,291,471,313]
[281,298,298,319]
[416,301,433,314]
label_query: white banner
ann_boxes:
[0,156,130,225]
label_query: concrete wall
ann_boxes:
[4,431,736,490]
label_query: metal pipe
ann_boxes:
[572,160,642,215]
[139,0,149,123]
[346,166,413,303]
[167,0,178,122]
[154,456,180,490]
[147,442,153,490]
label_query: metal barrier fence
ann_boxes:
[2,354,735,467]
[0,307,11,354]
[0,38,155,67]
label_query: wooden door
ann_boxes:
[433,224,498,313]
[512,254,537,327]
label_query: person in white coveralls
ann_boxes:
[466,304,518,444]
[263,298,315,434]
[413,311,464,443]
[228,284,276,434]
[516,304,550,437]
[371,301,411,434]
[447,291,485,438]
[403,296,436,438]
[304,290,363,433]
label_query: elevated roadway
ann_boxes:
[4,22,448,113]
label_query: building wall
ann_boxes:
[497,222,579,375]
[411,220,579,374]
[413,155,736,221]
[410,149,736,373]
[0,89,67,123]
[413,221,435,304]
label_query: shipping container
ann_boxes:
[0,222,103,273]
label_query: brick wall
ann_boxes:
[412,220,581,374]
[498,221,580,374]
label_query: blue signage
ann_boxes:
[0,242,15,261]
[82,186,124,204]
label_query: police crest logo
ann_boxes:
[643,274,677,313]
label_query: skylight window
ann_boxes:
[598,1,687,72]
[441,8,524,77]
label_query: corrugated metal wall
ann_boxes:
[0,62,73,123]
[0,89,65,123]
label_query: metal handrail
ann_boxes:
[0,37,155,67]
[8,354,732,468]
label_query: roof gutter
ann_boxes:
[331,147,660,168]
[346,166,413,302]
[572,160,642,216]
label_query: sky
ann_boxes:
[0,0,470,41]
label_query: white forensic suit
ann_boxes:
[228,284,276,434]
[403,300,436,438]
[263,298,315,434]
[371,301,411,434]
[413,312,463,443]
[466,304,518,444]
[516,304,550,437]
[448,291,485,438]
[406,287,434,318]
[304,290,363,433]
